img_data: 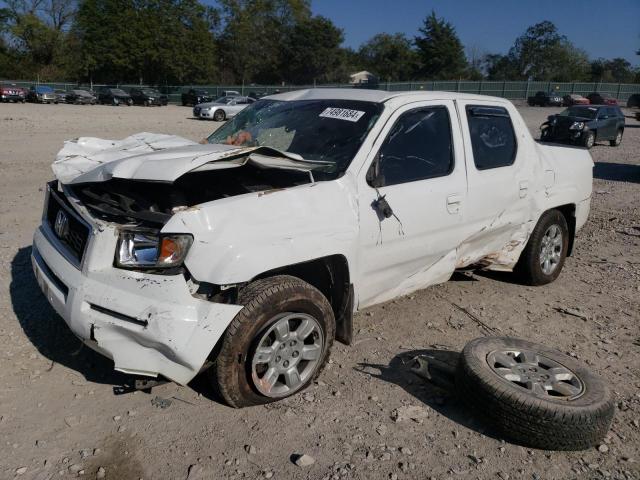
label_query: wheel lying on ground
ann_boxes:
[456,336,614,450]
[515,209,568,286]
[214,275,335,408]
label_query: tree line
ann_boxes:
[0,0,637,85]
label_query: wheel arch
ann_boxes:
[251,254,353,345]
[552,203,576,256]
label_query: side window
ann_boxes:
[373,106,453,187]
[466,105,517,170]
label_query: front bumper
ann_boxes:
[199,110,214,119]
[544,126,587,143]
[31,189,242,384]
[1,94,24,102]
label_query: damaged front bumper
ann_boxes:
[31,187,242,385]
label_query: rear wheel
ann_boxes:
[515,209,569,286]
[610,129,623,147]
[214,275,335,408]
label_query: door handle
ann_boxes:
[446,194,462,214]
[519,181,529,198]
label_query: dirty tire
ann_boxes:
[610,129,623,147]
[214,275,335,408]
[456,337,614,450]
[213,109,226,122]
[515,209,568,286]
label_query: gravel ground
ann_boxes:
[0,101,639,480]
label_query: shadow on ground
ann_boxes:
[594,161,640,183]
[10,246,130,386]
[356,348,502,441]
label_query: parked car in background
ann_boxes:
[527,91,562,107]
[1,84,26,102]
[98,87,133,106]
[55,90,69,103]
[220,90,240,97]
[27,85,58,103]
[626,93,640,108]
[193,96,255,121]
[586,92,617,105]
[66,89,97,105]
[562,94,590,106]
[130,87,168,106]
[540,105,624,149]
[181,88,213,106]
[38,89,593,407]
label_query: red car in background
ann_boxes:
[587,92,618,105]
[562,94,590,106]
[1,84,26,103]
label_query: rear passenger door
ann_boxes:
[455,101,536,268]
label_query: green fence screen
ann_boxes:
[3,79,640,105]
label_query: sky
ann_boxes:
[310,0,639,65]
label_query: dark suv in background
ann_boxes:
[527,91,563,106]
[98,87,133,106]
[540,105,625,149]
[181,88,212,106]
[130,87,168,106]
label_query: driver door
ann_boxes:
[356,100,468,308]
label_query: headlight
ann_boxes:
[569,122,585,131]
[115,231,193,269]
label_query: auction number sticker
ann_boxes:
[319,107,365,122]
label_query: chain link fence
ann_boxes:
[3,79,640,105]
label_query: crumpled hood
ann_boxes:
[52,132,323,185]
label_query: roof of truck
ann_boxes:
[266,88,508,104]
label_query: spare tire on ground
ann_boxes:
[455,336,614,450]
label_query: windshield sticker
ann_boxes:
[319,107,365,122]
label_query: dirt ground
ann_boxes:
[1,101,639,480]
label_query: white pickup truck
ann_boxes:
[32,89,593,407]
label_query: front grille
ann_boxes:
[46,188,90,265]
[193,107,201,115]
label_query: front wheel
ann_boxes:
[583,131,595,149]
[515,209,569,286]
[540,128,550,141]
[213,109,226,122]
[214,275,335,408]
[610,129,623,147]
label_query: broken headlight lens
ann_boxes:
[115,232,193,269]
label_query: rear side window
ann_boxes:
[466,106,517,170]
[374,106,454,186]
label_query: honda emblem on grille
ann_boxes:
[54,210,70,239]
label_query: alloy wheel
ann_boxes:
[487,348,584,399]
[250,312,323,398]
[539,224,563,275]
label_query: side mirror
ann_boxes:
[366,154,385,188]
